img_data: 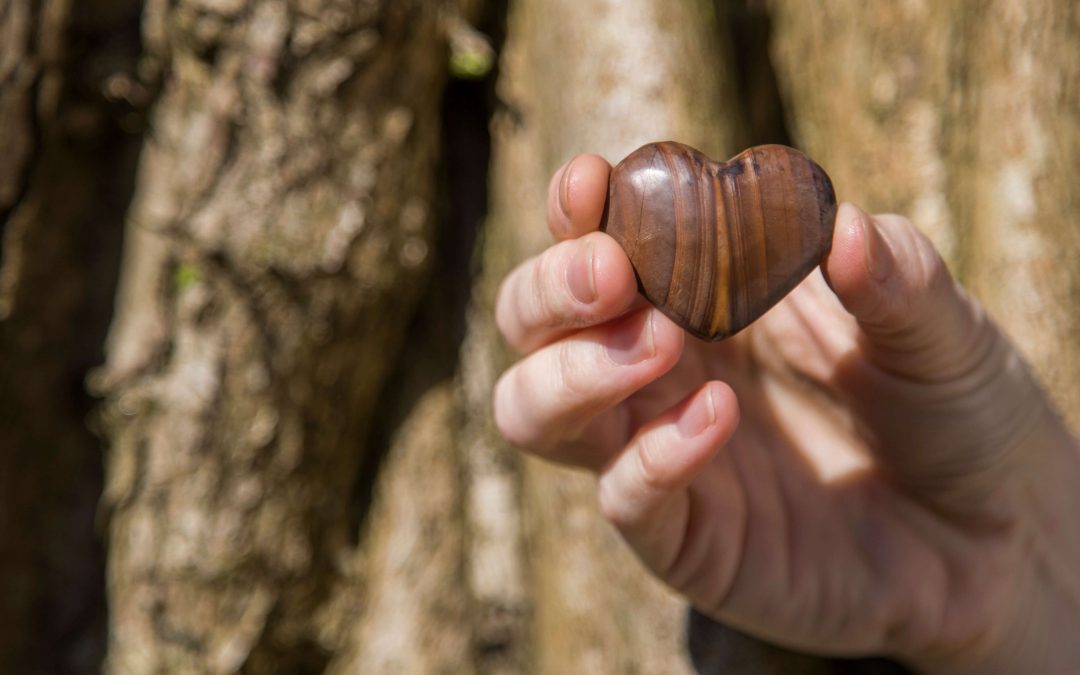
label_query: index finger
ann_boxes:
[547,153,612,241]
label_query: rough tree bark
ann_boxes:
[770,0,1080,426]
[0,0,142,671]
[316,40,496,673]
[3,0,1077,673]
[93,1,474,671]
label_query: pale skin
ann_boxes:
[493,154,1080,672]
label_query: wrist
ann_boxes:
[908,423,1080,673]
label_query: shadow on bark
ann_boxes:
[347,5,505,546]
[0,1,146,672]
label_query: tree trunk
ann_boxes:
[2,1,1077,673]
[458,1,743,672]
[0,0,142,671]
[770,0,1080,426]
[94,1,466,671]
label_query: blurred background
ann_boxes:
[1,0,1077,673]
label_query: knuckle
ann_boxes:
[494,273,518,342]
[859,288,893,330]
[634,433,670,493]
[491,373,514,439]
[495,337,607,454]
[904,237,960,333]
[922,249,953,299]
[492,370,532,449]
[892,218,950,298]
[530,252,562,328]
[873,218,954,333]
[553,340,591,403]
[911,235,950,296]
[539,242,592,326]
[597,474,633,528]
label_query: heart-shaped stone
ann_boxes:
[600,142,837,340]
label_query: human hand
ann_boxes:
[492,154,1080,672]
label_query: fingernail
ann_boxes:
[858,207,894,282]
[559,156,578,219]
[677,385,717,438]
[567,240,596,304]
[606,309,656,365]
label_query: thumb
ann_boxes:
[822,203,1053,504]
[823,202,987,382]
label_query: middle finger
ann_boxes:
[493,307,685,465]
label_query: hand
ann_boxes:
[492,154,1080,672]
